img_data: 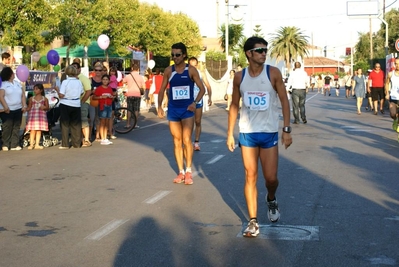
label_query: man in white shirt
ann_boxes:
[287,62,309,124]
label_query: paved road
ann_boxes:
[1,89,398,267]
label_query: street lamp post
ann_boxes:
[225,0,229,59]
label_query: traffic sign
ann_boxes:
[395,39,399,52]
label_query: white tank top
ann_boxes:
[239,65,279,133]
[390,71,399,100]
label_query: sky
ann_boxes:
[142,0,399,58]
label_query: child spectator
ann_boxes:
[25,84,49,149]
[108,67,118,140]
[93,74,114,145]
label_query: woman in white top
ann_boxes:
[55,66,84,149]
[0,67,27,151]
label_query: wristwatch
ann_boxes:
[193,101,199,105]
[282,126,292,133]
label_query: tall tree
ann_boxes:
[375,8,399,55]
[268,26,309,73]
[253,25,264,38]
[0,0,50,49]
[46,0,105,63]
[354,32,372,64]
[219,23,245,56]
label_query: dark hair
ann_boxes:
[109,66,117,75]
[243,37,268,60]
[0,66,14,81]
[172,42,187,59]
[244,36,268,52]
[34,84,45,96]
[102,74,110,80]
[71,62,81,69]
[1,52,11,61]
[131,64,139,71]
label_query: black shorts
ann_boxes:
[345,86,351,91]
[370,87,384,101]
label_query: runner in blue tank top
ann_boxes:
[157,42,206,185]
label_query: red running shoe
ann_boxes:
[184,172,193,185]
[173,173,185,184]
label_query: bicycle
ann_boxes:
[112,88,137,134]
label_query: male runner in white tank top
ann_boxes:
[227,37,292,237]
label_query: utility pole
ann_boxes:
[225,0,229,58]
[312,32,314,75]
[216,0,219,36]
[369,0,373,63]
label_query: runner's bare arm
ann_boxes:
[190,66,206,103]
[226,71,242,152]
[157,66,171,108]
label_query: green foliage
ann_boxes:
[354,9,399,62]
[206,50,226,61]
[353,61,370,74]
[253,25,264,38]
[0,0,50,49]
[0,0,203,64]
[268,26,309,73]
[219,23,245,54]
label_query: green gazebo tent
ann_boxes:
[54,41,131,58]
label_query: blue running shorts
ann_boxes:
[167,107,194,122]
[239,132,278,149]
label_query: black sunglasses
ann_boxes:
[249,47,268,54]
[171,53,182,58]
[94,69,102,71]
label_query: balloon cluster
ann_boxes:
[17,34,111,82]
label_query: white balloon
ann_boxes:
[116,71,122,82]
[148,59,155,69]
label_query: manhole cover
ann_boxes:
[237,224,319,240]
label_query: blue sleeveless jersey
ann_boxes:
[168,64,194,108]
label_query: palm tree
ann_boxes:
[268,26,309,73]
[219,23,245,55]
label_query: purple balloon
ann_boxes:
[47,50,60,65]
[16,65,30,82]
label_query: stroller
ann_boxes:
[20,97,59,148]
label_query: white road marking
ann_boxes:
[143,190,171,204]
[341,126,374,132]
[306,93,319,102]
[346,129,373,132]
[139,121,167,129]
[85,219,129,241]
[206,155,225,164]
[210,139,225,143]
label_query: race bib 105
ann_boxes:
[243,91,270,110]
